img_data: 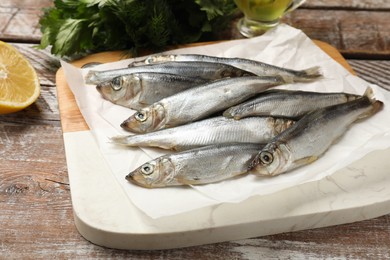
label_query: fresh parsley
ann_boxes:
[39,0,237,57]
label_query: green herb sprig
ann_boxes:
[39,0,237,57]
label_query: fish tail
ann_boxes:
[280,75,295,84]
[363,86,375,100]
[110,135,134,146]
[371,100,384,115]
[363,86,383,113]
[359,86,383,118]
[294,66,323,82]
[303,66,322,78]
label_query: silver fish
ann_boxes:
[112,116,295,150]
[96,72,207,110]
[249,87,383,177]
[121,76,289,133]
[85,61,255,85]
[126,143,265,188]
[130,54,322,82]
[223,89,361,120]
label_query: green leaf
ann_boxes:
[38,0,237,57]
[52,19,87,56]
[195,0,236,20]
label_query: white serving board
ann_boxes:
[64,130,390,250]
[56,43,390,250]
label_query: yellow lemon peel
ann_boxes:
[0,41,40,114]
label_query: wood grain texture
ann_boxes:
[349,60,390,91]
[1,0,390,258]
[1,55,389,259]
[0,1,52,42]
[283,9,390,58]
[0,0,389,57]
[303,0,390,10]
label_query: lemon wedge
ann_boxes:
[0,41,40,114]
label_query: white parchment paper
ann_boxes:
[61,24,390,219]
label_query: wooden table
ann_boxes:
[1,0,389,258]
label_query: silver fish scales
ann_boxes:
[85,61,255,85]
[223,89,361,120]
[126,143,265,188]
[121,76,289,133]
[249,87,383,177]
[112,116,295,150]
[130,54,322,83]
[96,72,207,110]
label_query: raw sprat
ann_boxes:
[249,87,383,176]
[130,53,322,82]
[120,76,290,133]
[112,116,295,151]
[223,89,361,120]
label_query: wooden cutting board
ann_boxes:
[56,40,354,133]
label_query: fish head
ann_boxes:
[250,142,290,177]
[96,75,142,105]
[120,104,166,133]
[222,106,246,119]
[125,157,175,188]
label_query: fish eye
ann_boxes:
[141,164,154,175]
[135,111,147,122]
[260,151,273,165]
[111,77,122,91]
[145,57,154,64]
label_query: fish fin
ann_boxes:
[294,156,318,166]
[175,175,191,185]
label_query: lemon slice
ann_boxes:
[0,41,40,114]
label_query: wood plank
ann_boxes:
[0,85,61,125]
[349,60,390,91]
[1,2,390,258]
[1,0,389,56]
[282,9,390,58]
[303,0,390,10]
[1,0,53,8]
[0,1,52,42]
[1,61,390,260]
